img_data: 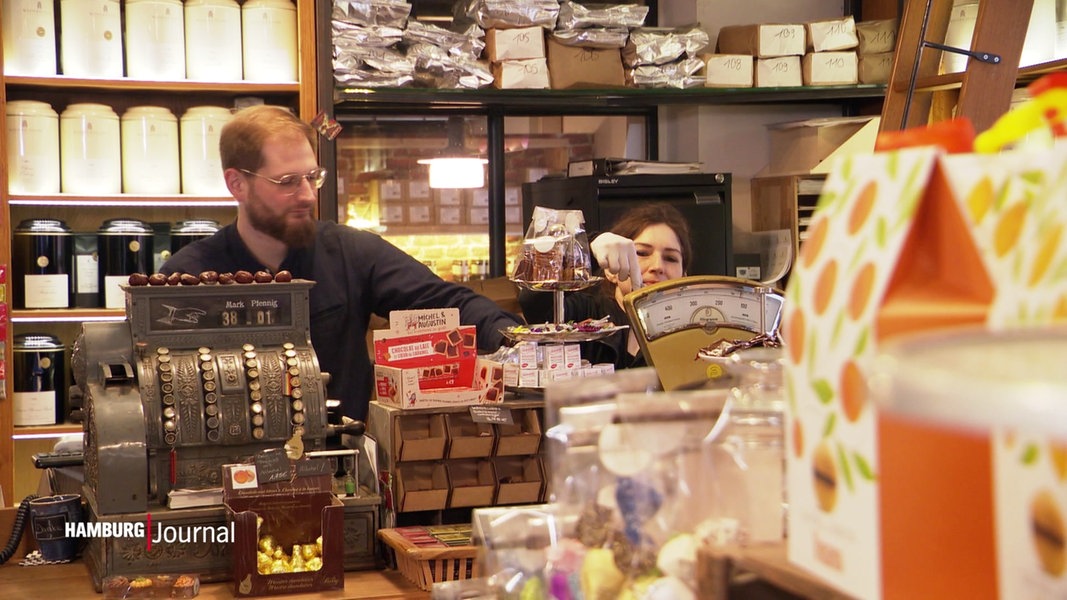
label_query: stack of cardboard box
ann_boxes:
[486,27,550,89]
[856,19,898,84]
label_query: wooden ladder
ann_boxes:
[880,0,1036,133]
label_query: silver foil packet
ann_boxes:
[331,0,411,28]
[332,20,406,49]
[454,0,560,29]
[627,56,706,89]
[556,1,649,30]
[408,43,494,89]
[551,27,630,49]
[403,20,486,58]
[623,25,711,67]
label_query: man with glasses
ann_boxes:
[162,105,522,422]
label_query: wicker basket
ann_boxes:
[378,527,480,591]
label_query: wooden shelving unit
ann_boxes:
[0,0,319,506]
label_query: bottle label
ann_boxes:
[14,390,56,426]
[23,274,69,308]
[104,274,128,309]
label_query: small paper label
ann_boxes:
[469,404,513,425]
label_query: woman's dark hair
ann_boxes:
[608,203,693,273]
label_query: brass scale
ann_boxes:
[622,275,784,389]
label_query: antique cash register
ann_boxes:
[71,273,380,587]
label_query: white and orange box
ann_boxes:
[784,142,1067,599]
[373,308,504,409]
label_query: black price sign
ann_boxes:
[469,405,513,425]
[254,448,292,484]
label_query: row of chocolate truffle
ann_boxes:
[127,270,294,286]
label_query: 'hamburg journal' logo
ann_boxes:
[65,514,235,550]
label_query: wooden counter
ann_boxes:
[0,561,430,599]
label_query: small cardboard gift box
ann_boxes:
[754,56,802,88]
[717,23,806,58]
[492,58,550,89]
[375,358,505,410]
[802,51,858,86]
[373,309,478,391]
[856,18,897,54]
[805,16,859,52]
[374,308,505,409]
[704,54,754,88]
[223,461,344,597]
[545,37,624,89]
[784,141,1067,599]
[486,27,545,62]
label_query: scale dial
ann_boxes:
[632,279,782,341]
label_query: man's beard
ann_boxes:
[246,191,317,248]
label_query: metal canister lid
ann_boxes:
[13,333,65,351]
[5,100,58,118]
[98,218,153,235]
[170,219,220,235]
[14,219,72,235]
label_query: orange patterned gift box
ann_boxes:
[783,143,1067,599]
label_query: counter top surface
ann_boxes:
[0,561,430,599]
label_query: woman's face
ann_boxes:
[610,222,685,297]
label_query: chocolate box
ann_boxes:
[375,357,505,410]
[223,462,344,597]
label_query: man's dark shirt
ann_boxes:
[162,221,521,421]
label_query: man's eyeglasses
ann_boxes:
[239,167,328,194]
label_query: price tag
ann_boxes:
[469,405,513,425]
[295,457,334,477]
[254,448,292,484]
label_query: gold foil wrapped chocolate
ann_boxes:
[255,532,325,574]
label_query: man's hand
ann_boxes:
[591,232,642,288]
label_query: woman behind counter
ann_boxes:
[519,203,692,370]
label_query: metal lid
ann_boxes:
[13,333,65,351]
[14,219,72,235]
[98,218,153,235]
[170,219,220,235]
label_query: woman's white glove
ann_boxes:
[591,232,642,289]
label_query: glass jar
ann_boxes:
[6,100,60,194]
[125,0,186,80]
[60,102,121,194]
[121,106,180,194]
[716,347,786,544]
